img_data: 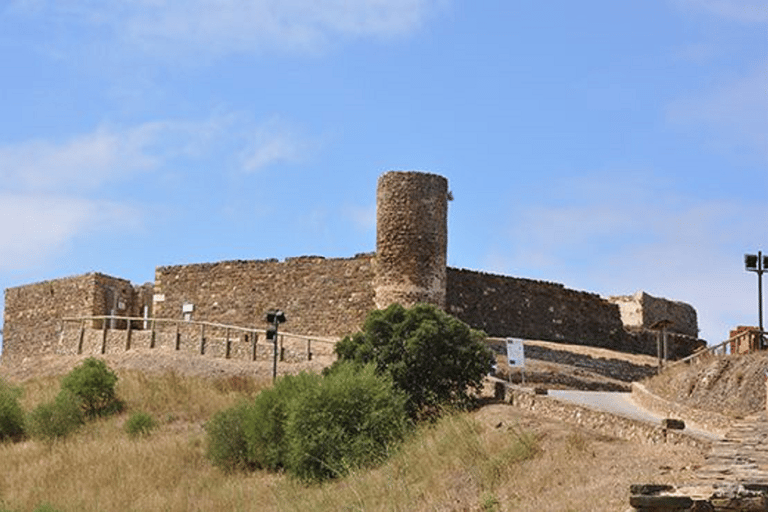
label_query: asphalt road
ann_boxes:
[547,390,722,440]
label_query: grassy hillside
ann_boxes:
[0,366,704,512]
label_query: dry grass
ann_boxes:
[0,370,705,512]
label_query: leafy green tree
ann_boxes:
[333,303,494,417]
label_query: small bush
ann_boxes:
[285,362,410,482]
[243,371,320,471]
[124,411,157,438]
[61,357,121,418]
[0,379,25,442]
[26,390,84,441]
[205,401,253,471]
[206,372,320,472]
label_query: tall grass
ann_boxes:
[0,369,703,511]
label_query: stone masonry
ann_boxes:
[1,170,705,364]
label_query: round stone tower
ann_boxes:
[374,170,448,309]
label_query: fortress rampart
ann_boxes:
[1,170,705,364]
[152,255,376,338]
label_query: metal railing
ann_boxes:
[60,315,338,362]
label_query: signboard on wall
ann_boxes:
[506,338,525,368]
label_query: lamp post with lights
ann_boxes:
[745,251,768,350]
[265,309,287,382]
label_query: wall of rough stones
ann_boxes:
[446,268,704,358]
[1,171,706,364]
[631,381,732,436]
[374,171,448,309]
[498,382,711,450]
[608,291,698,337]
[446,267,631,349]
[56,321,336,363]
[152,254,376,338]
[2,273,148,363]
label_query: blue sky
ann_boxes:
[0,0,766,349]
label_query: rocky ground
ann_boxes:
[644,350,768,417]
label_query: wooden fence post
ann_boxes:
[77,320,85,355]
[101,317,108,354]
[125,317,132,351]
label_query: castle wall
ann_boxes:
[374,171,448,309]
[2,273,139,363]
[152,254,376,338]
[446,267,631,350]
[607,291,698,337]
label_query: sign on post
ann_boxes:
[506,338,526,385]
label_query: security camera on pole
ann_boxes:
[265,309,286,382]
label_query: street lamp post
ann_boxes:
[745,251,768,350]
[265,309,287,382]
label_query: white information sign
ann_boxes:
[506,338,525,368]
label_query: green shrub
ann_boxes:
[0,379,25,442]
[284,362,409,482]
[61,357,121,418]
[26,390,84,441]
[243,371,320,471]
[124,411,157,438]
[205,401,253,471]
[333,303,494,417]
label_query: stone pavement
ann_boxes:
[695,413,768,488]
[630,412,768,511]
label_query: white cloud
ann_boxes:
[0,111,316,272]
[486,172,768,343]
[344,203,376,232]
[666,61,768,160]
[674,0,768,23]
[0,193,138,271]
[0,113,314,191]
[0,125,159,192]
[238,117,313,173]
[10,0,441,57]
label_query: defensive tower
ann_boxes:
[374,170,449,309]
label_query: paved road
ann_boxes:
[547,390,723,441]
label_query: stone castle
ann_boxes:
[1,171,704,364]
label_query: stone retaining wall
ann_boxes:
[56,322,336,364]
[631,381,733,436]
[500,383,711,450]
